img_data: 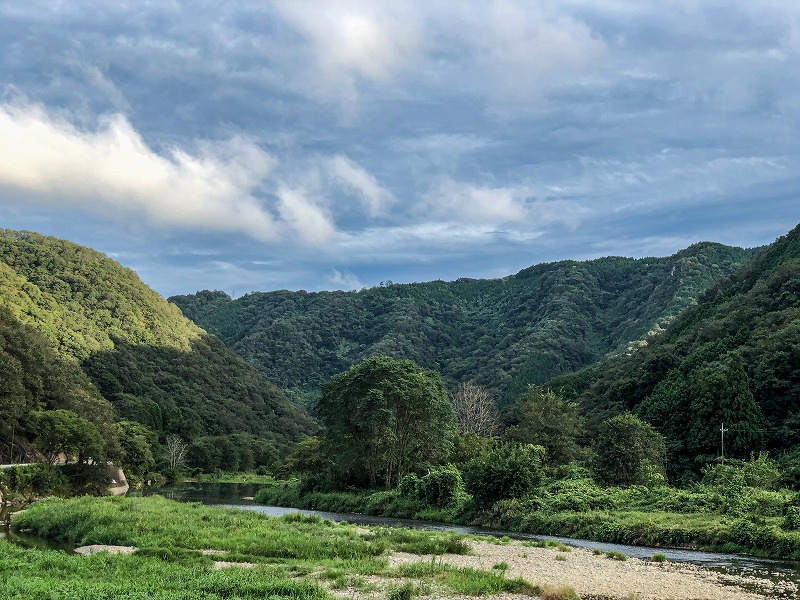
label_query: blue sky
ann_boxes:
[0,1,797,297]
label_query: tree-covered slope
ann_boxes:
[547,223,800,475]
[171,242,756,405]
[0,230,314,461]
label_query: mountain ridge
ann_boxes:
[171,240,758,405]
[0,229,315,466]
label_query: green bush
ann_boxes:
[0,464,68,501]
[398,473,421,498]
[463,444,546,507]
[783,506,800,531]
[417,465,465,508]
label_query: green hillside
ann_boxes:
[171,242,756,406]
[0,230,315,469]
[547,224,800,478]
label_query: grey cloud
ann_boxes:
[0,1,797,296]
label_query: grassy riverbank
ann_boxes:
[5,496,551,600]
[7,495,794,599]
[255,480,800,560]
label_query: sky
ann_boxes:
[0,1,798,298]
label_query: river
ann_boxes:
[4,481,799,595]
[131,482,800,577]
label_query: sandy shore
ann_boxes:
[70,538,797,599]
[387,538,796,600]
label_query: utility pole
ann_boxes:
[720,422,727,463]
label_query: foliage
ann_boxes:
[399,464,466,509]
[315,356,456,489]
[0,229,315,467]
[171,243,755,405]
[462,444,546,507]
[593,413,666,486]
[114,421,157,480]
[0,463,68,502]
[32,409,105,464]
[551,224,800,479]
[701,454,781,490]
[503,388,587,465]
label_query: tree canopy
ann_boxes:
[315,355,456,489]
[0,229,315,470]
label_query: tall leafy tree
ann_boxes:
[316,356,456,488]
[594,413,666,486]
[503,388,586,465]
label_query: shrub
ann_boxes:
[387,582,416,600]
[463,444,546,506]
[398,473,421,498]
[651,553,666,562]
[783,506,800,531]
[417,465,465,508]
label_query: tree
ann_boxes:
[114,421,157,478]
[32,409,105,464]
[164,435,188,471]
[450,381,498,437]
[315,355,456,489]
[687,354,763,460]
[593,413,666,486]
[503,388,586,465]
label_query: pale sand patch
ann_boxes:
[387,538,793,600]
[213,560,255,569]
[74,544,136,555]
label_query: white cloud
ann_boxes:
[326,155,394,216]
[0,101,281,241]
[423,179,528,224]
[465,1,607,99]
[328,268,364,290]
[274,1,421,102]
[276,185,336,245]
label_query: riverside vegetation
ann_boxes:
[4,495,556,600]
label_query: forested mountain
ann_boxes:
[0,229,314,468]
[171,242,756,406]
[547,223,800,477]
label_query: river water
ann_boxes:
[132,483,800,577]
[4,481,800,594]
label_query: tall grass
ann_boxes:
[0,541,331,600]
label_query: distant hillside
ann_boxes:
[0,230,315,464]
[171,242,756,405]
[547,224,800,476]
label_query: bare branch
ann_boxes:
[450,381,498,437]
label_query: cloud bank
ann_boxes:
[0,1,798,296]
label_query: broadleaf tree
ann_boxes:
[315,355,456,489]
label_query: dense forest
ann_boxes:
[548,223,800,480]
[171,243,756,406]
[0,230,314,480]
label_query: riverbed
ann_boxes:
[130,482,800,590]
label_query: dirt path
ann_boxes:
[387,538,796,600]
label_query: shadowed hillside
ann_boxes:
[547,223,800,477]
